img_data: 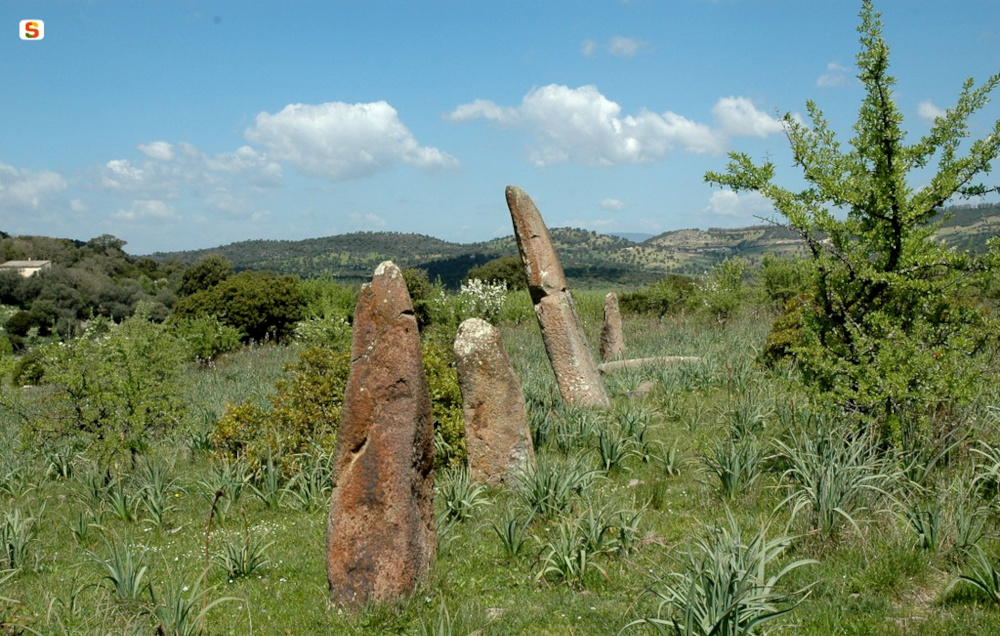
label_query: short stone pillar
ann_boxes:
[326,261,436,607]
[600,291,625,361]
[454,318,534,484]
[505,185,610,408]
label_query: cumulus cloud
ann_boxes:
[600,198,626,211]
[0,162,67,210]
[245,101,458,181]
[817,62,849,87]
[703,190,772,218]
[138,141,175,161]
[447,85,784,166]
[111,199,180,222]
[918,100,947,124]
[94,141,282,219]
[712,97,785,138]
[608,36,645,57]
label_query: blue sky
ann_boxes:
[2,1,998,255]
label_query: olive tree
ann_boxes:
[706,1,1000,438]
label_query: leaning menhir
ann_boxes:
[326,261,436,607]
[453,317,535,484]
[505,185,610,408]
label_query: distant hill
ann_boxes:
[146,202,1000,287]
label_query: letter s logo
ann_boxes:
[20,20,44,40]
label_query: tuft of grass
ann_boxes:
[436,467,489,523]
[87,537,151,603]
[625,511,816,635]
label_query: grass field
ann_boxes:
[3,297,1000,635]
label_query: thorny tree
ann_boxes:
[706,1,1000,440]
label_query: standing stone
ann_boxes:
[326,261,435,607]
[505,185,610,408]
[600,291,625,362]
[454,318,535,485]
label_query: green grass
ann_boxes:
[2,313,1000,634]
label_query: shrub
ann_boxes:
[172,314,244,363]
[173,271,306,344]
[212,345,349,475]
[706,0,1000,430]
[465,255,527,291]
[620,274,697,316]
[25,310,186,465]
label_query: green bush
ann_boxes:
[172,271,306,344]
[465,255,527,291]
[620,274,697,316]
[172,315,244,364]
[24,310,186,465]
[212,345,349,475]
[212,340,467,474]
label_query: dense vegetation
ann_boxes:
[2,2,1000,633]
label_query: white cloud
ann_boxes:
[703,190,772,218]
[348,212,388,229]
[111,199,180,222]
[69,198,89,213]
[138,141,175,161]
[206,146,283,187]
[95,141,282,218]
[0,162,67,210]
[600,197,626,211]
[245,101,458,181]
[817,62,849,87]
[712,97,785,138]
[608,36,645,57]
[447,84,726,166]
[918,100,947,124]
[581,39,599,57]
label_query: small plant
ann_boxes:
[625,511,816,635]
[515,456,598,520]
[151,575,238,636]
[534,517,607,587]
[1,506,42,570]
[436,467,489,523]
[595,427,639,474]
[67,509,102,544]
[701,435,767,500]
[491,510,532,560]
[88,537,151,603]
[105,477,139,523]
[776,422,894,536]
[136,457,179,527]
[283,449,333,512]
[900,496,943,553]
[45,444,77,480]
[197,459,250,525]
[249,454,284,510]
[946,546,1000,604]
[215,513,273,579]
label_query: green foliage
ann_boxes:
[626,512,816,636]
[176,255,232,297]
[759,254,811,307]
[173,271,305,344]
[23,311,186,464]
[422,340,466,469]
[620,274,697,316]
[465,255,527,291]
[171,315,243,364]
[706,0,1000,428]
[436,467,489,523]
[212,346,349,475]
[697,257,749,323]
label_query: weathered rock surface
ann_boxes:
[505,185,610,408]
[326,261,436,607]
[600,291,625,362]
[453,318,534,484]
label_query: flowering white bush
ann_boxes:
[458,278,508,323]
